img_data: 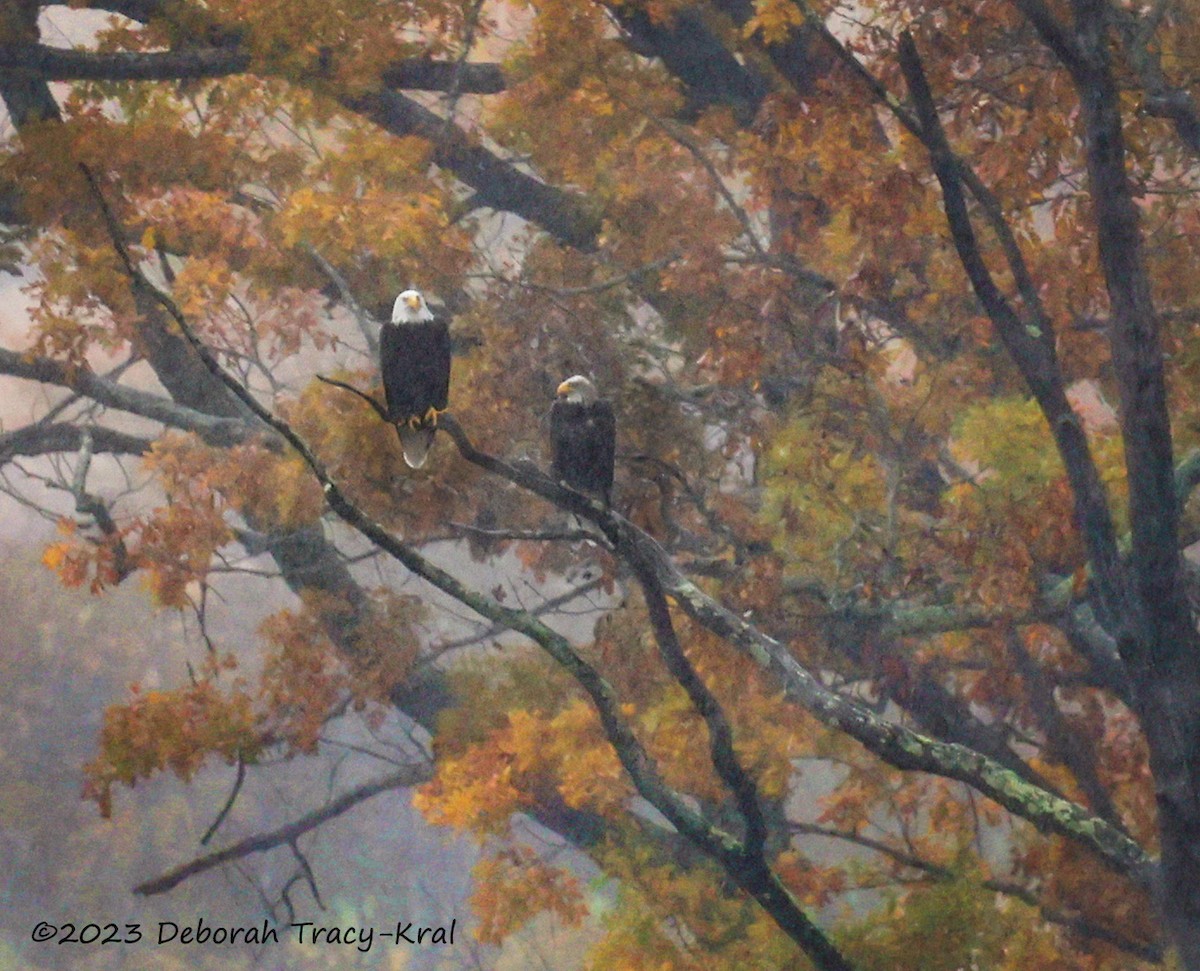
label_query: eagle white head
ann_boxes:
[391,289,435,325]
[556,375,598,404]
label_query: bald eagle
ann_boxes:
[382,289,451,468]
[550,375,616,505]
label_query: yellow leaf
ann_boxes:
[42,542,66,570]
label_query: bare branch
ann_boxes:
[303,245,378,355]
[136,765,429,895]
[0,348,256,445]
[200,756,246,846]
[426,575,609,657]
[446,521,602,545]
[485,252,681,297]
[0,421,149,466]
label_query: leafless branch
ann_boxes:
[136,764,430,895]
[0,347,256,446]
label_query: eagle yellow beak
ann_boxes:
[556,380,572,397]
[404,293,421,309]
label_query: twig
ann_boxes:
[477,252,680,297]
[200,756,246,845]
[303,244,378,355]
[447,521,602,545]
[421,574,609,661]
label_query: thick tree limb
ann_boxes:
[0,43,250,81]
[338,88,601,251]
[713,0,828,96]
[1055,0,1191,668]
[1023,1,1200,964]
[0,347,255,445]
[0,421,149,464]
[786,585,1056,638]
[0,5,59,127]
[0,42,506,93]
[605,1,769,123]
[1008,0,1087,73]
[380,56,504,95]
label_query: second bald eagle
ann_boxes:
[382,289,451,468]
[551,375,615,506]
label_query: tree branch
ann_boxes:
[0,347,255,445]
[1007,0,1087,74]
[1053,0,1189,667]
[315,375,388,422]
[638,561,769,857]
[135,764,429,895]
[0,43,250,81]
[0,42,506,93]
[303,245,378,355]
[0,420,149,465]
[603,1,769,123]
[337,89,601,251]
[784,3,1062,380]
[1006,629,1126,830]
[896,32,1130,637]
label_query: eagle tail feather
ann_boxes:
[397,421,437,469]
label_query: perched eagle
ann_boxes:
[550,375,616,505]
[381,289,451,468]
